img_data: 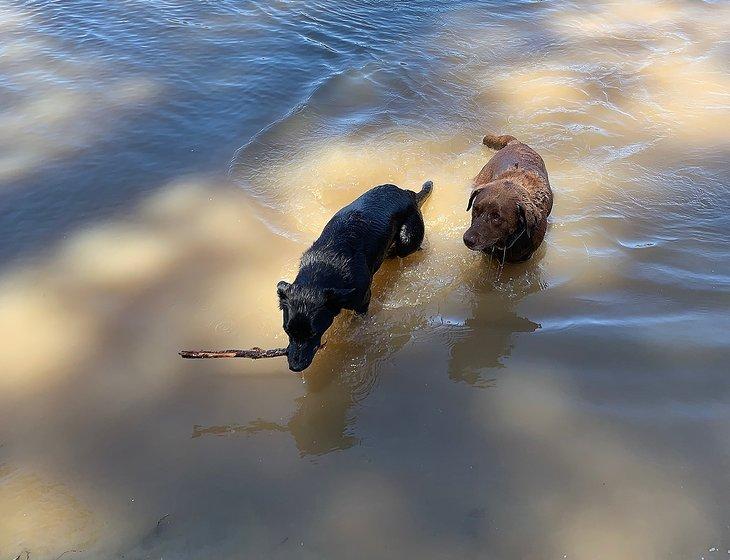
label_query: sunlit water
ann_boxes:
[1,1,729,558]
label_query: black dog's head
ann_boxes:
[277,281,354,372]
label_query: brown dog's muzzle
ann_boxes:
[463,230,479,250]
[463,221,500,252]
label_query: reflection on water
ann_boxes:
[1,0,729,558]
[192,389,361,458]
[447,268,544,387]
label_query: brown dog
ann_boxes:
[463,134,553,263]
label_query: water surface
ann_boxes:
[1,1,729,558]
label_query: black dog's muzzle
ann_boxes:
[286,340,323,372]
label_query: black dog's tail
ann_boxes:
[415,180,433,207]
[483,134,518,150]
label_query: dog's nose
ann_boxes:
[463,232,476,249]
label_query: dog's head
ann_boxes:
[276,281,354,372]
[463,180,536,253]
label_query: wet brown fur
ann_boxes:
[463,134,553,263]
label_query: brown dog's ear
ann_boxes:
[466,188,484,211]
[517,203,536,239]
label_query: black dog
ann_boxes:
[277,180,433,372]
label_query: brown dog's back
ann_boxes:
[464,134,553,262]
[475,135,549,188]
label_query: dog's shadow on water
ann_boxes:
[446,260,545,387]
[192,251,545,457]
[192,321,411,456]
[191,252,427,456]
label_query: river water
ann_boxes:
[1,1,729,558]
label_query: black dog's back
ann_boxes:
[279,181,432,371]
[312,183,428,275]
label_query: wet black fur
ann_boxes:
[278,181,432,372]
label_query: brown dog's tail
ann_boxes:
[483,134,518,150]
[415,180,433,207]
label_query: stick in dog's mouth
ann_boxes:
[179,341,326,360]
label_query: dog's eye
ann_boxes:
[490,212,501,222]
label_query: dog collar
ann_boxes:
[496,225,528,251]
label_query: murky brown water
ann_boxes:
[1,1,729,558]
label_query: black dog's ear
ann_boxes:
[467,188,484,211]
[517,203,535,239]
[277,281,291,300]
[324,287,356,307]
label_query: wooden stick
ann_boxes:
[179,347,287,359]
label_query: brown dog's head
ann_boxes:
[463,180,536,253]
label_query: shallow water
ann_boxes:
[1,0,729,558]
